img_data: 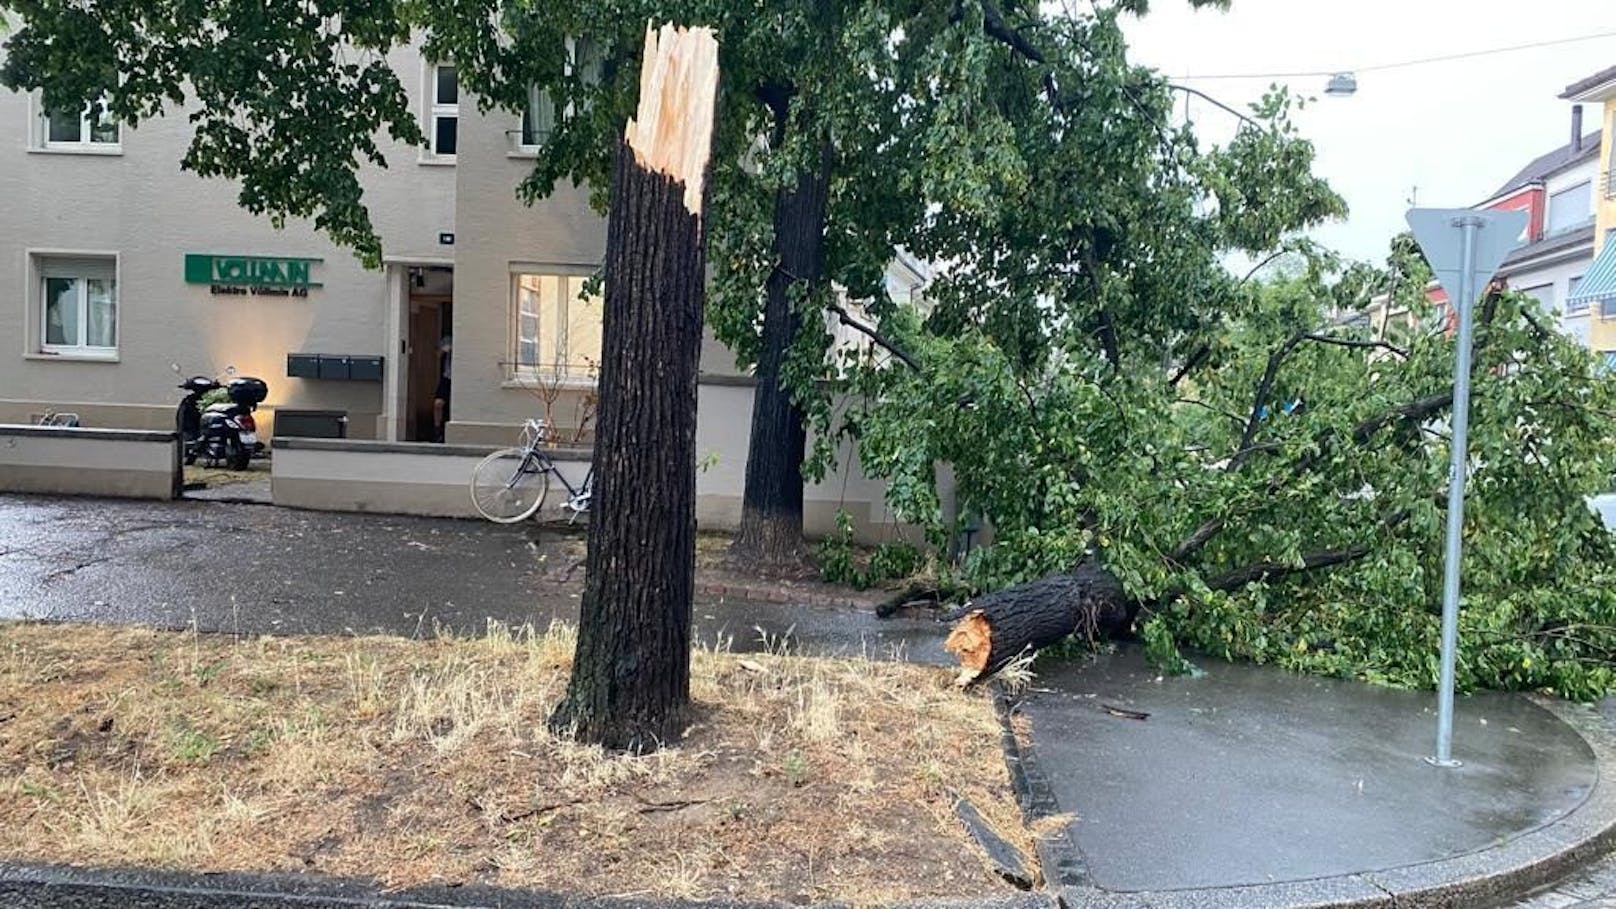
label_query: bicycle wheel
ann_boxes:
[470,447,550,523]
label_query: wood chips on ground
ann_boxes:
[0,621,1032,905]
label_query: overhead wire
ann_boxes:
[1183,30,1616,81]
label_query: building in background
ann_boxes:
[1,44,933,539]
[1361,106,1600,341]
[1561,66,1616,351]
[1,50,930,443]
[1475,111,1600,345]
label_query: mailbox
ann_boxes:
[286,354,321,378]
[287,353,384,381]
[317,355,352,380]
[349,356,384,382]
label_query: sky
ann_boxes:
[1121,0,1616,266]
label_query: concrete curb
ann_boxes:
[1033,695,1616,908]
[992,688,1090,893]
[0,863,1058,909]
[694,580,887,611]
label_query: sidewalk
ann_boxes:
[1012,648,1616,907]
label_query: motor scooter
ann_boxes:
[173,364,268,469]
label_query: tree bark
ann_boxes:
[729,137,833,568]
[946,540,1381,685]
[550,25,718,752]
[944,561,1133,685]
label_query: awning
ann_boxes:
[1571,240,1616,305]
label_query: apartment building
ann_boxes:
[1361,108,1601,341]
[1,45,929,449]
[1475,114,1601,345]
[1562,66,1616,342]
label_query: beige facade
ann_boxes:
[1,42,458,439]
[3,40,935,539]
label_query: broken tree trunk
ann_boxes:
[549,24,720,752]
[944,560,1132,686]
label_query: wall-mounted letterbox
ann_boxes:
[287,354,321,378]
[287,353,384,382]
[349,356,384,382]
[318,355,351,380]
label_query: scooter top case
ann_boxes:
[226,377,269,406]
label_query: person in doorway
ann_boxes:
[433,337,452,443]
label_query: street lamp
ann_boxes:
[1325,72,1358,97]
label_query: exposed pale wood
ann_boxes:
[624,24,720,216]
[945,612,993,678]
[945,563,1132,685]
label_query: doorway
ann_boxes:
[404,267,453,442]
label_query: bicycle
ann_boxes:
[36,409,80,427]
[470,418,594,524]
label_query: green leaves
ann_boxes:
[3,0,423,266]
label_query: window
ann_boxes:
[1566,277,1588,315]
[1547,182,1592,234]
[518,38,603,150]
[1517,283,1555,314]
[430,64,458,157]
[513,272,603,381]
[37,256,117,355]
[521,83,557,148]
[1586,276,1616,320]
[39,100,119,150]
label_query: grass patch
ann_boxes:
[0,621,1031,905]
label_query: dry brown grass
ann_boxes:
[0,620,1031,906]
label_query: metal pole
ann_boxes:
[1430,216,1481,769]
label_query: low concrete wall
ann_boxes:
[271,438,590,519]
[0,425,179,499]
[276,386,952,545]
[0,401,384,442]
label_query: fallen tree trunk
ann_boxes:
[944,560,1132,686]
[945,539,1383,685]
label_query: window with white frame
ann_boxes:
[37,256,117,354]
[1548,182,1592,234]
[430,64,458,157]
[520,83,557,148]
[513,272,603,381]
[38,99,120,150]
[518,38,603,150]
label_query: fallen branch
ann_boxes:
[826,300,920,370]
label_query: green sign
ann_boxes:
[184,254,323,289]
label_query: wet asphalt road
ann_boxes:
[0,494,951,662]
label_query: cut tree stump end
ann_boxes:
[945,610,992,686]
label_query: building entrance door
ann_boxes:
[403,267,453,442]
